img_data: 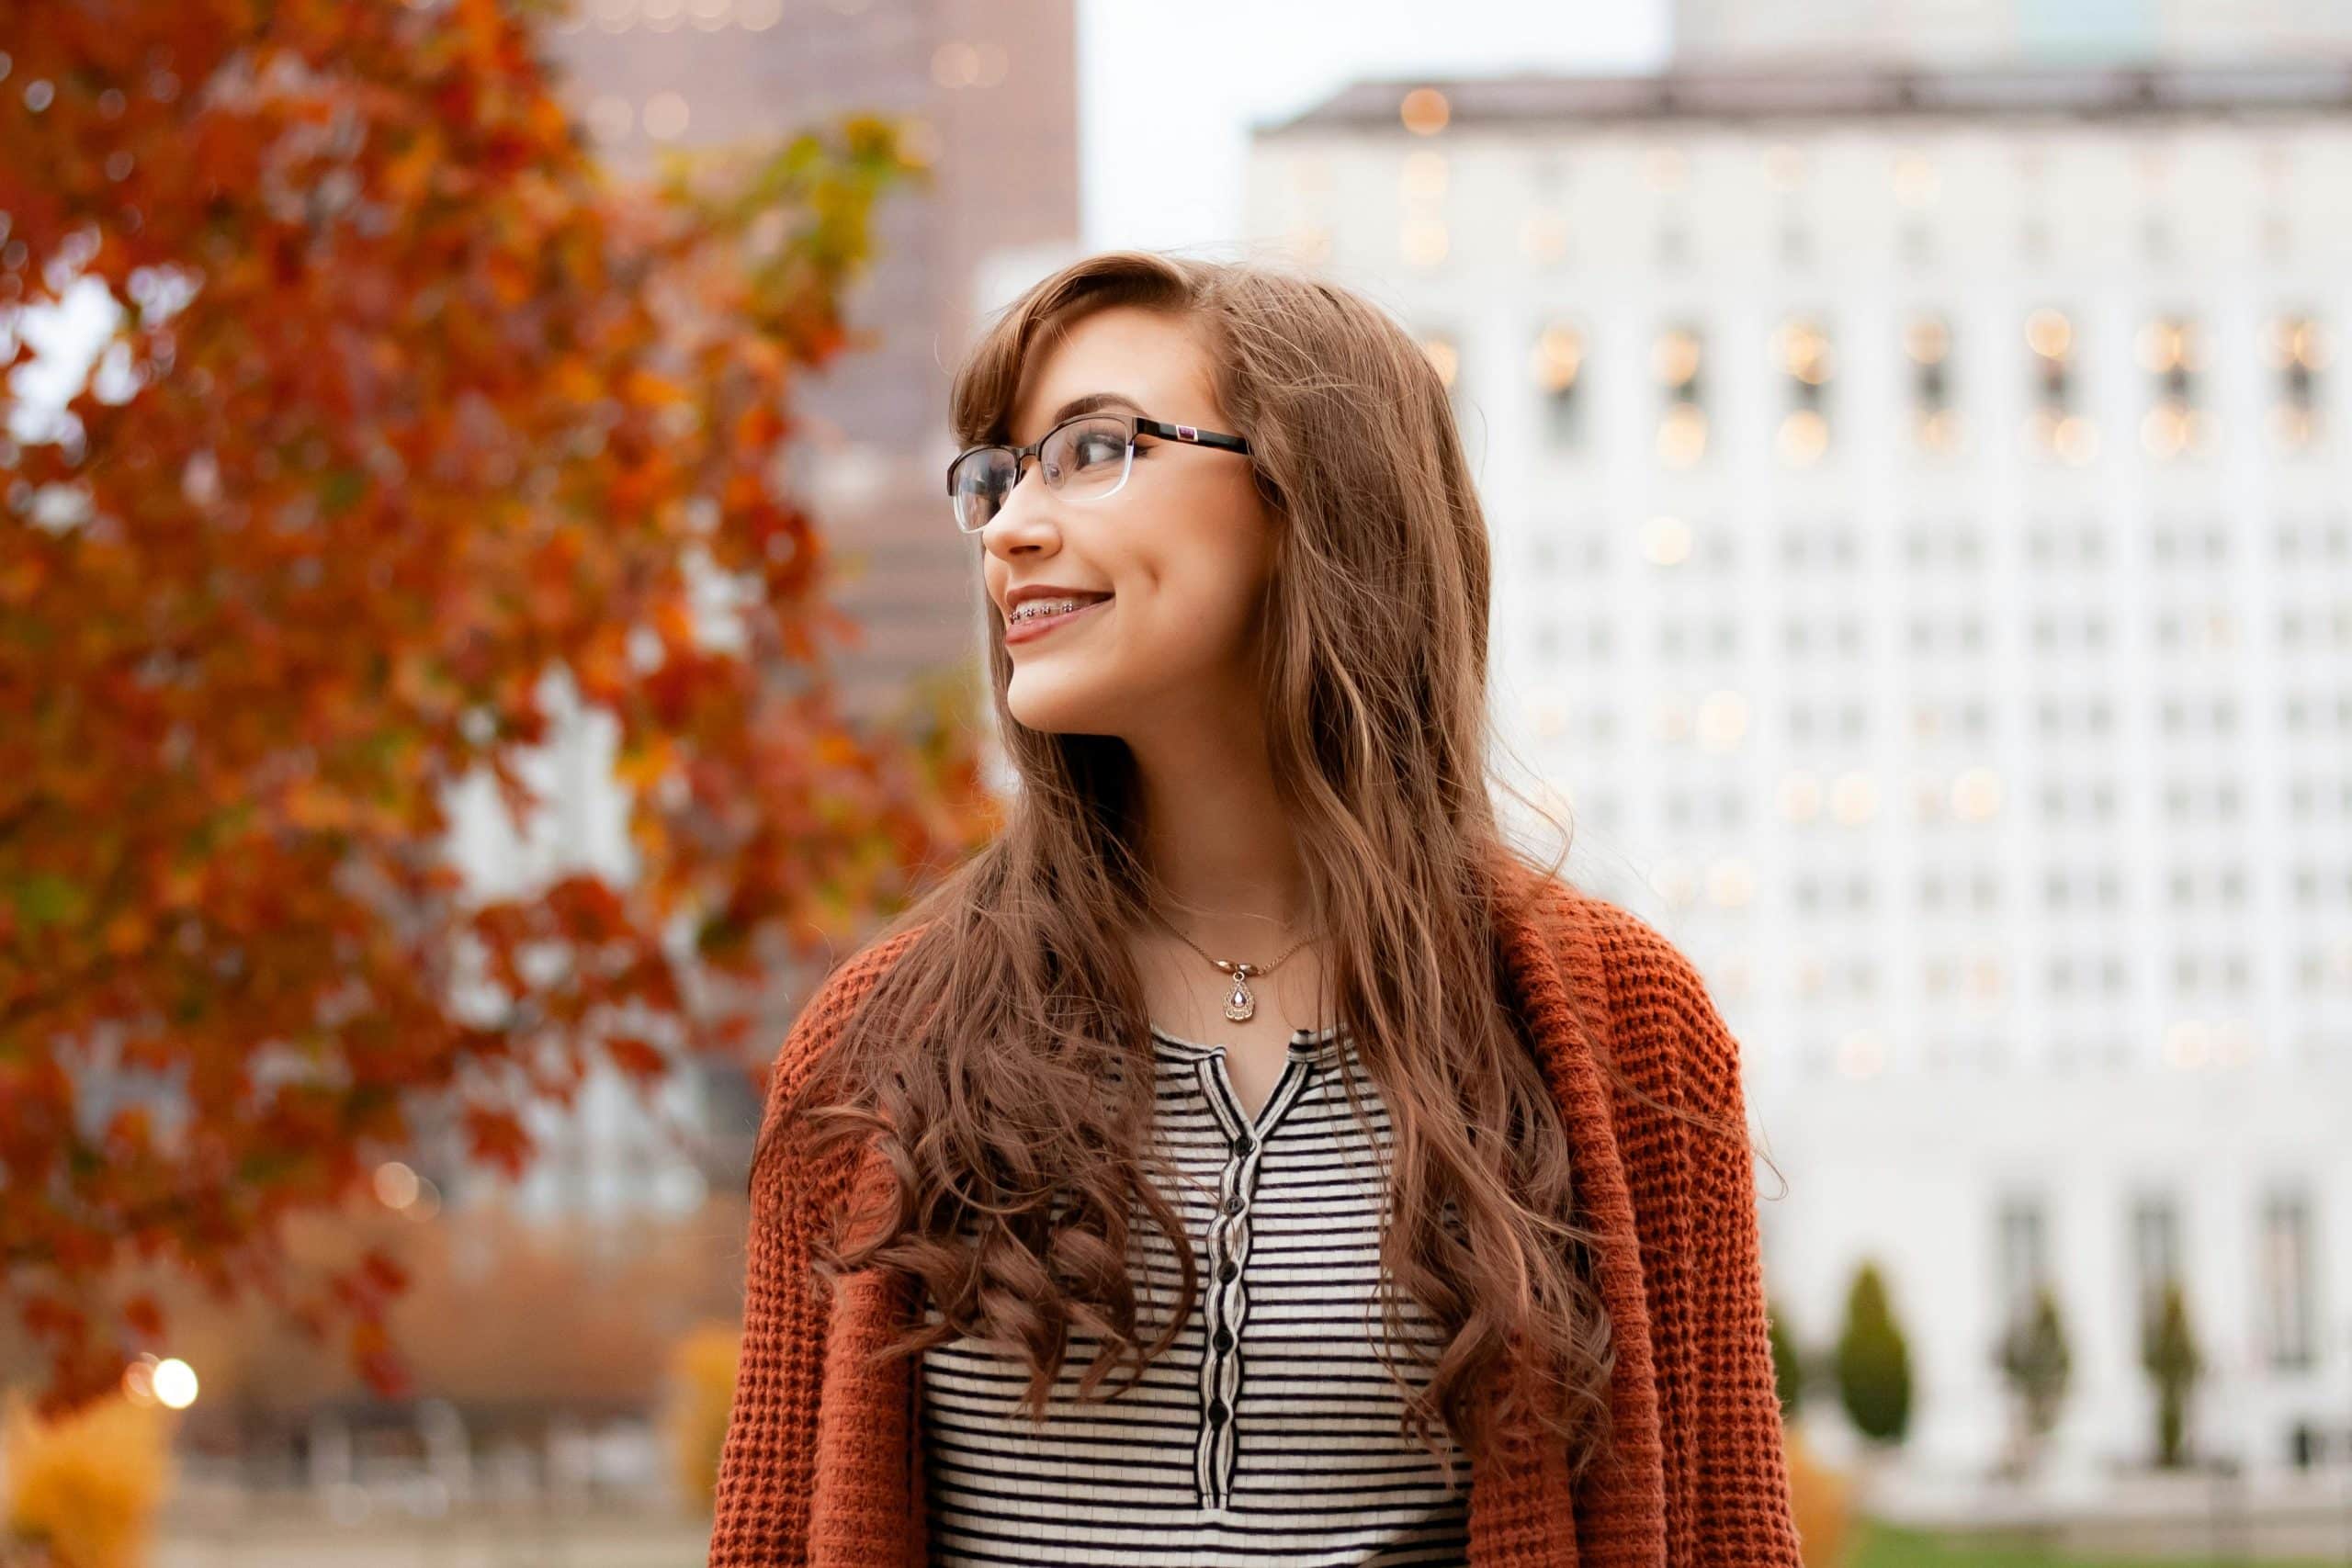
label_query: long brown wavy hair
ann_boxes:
[764,248,1615,1480]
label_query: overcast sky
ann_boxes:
[1073,0,1672,254]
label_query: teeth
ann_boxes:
[1012,597,1097,624]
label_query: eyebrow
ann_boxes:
[993,390,1148,447]
[1044,390,1145,426]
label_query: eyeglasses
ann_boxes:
[945,412,1251,535]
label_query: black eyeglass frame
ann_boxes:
[944,412,1252,534]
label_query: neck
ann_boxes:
[1125,700,1313,960]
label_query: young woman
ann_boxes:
[708,251,1801,1567]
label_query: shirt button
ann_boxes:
[1208,1399,1228,1426]
[1218,1259,1238,1282]
[1230,1134,1253,1156]
[1214,1327,1233,1352]
[1225,1193,1243,1214]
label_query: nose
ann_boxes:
[979,459,1060,555]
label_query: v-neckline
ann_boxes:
[1148,1021,1346,1124]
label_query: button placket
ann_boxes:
[1185,1029,1329,1511]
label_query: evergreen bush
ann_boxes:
[1834,1260,1913,1446]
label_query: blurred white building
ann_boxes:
[1247,42,2352,1486]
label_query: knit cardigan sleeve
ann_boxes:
[1604,911,1805,1565]
[707,934,916,1568]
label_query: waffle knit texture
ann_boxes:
[708,858,1804,1567]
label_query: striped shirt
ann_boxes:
[916,1021,1471,1567]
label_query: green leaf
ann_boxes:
[321,468,369,518]
[11,874,86,928]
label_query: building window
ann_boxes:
[1655,322,1706,468]
[2140,313,2213,460]
[2259,1190,2318,1371]
[2027,308,2094,463]
[1655,221,1691,270]
[1996,1194,2052,1327]
[2131,1193,2183,1332]
[1532,321,1587,450]
[1775,317,1832,465]
[1780,220,1813,268]
[1397,150,1451,270]
[2266,313,2327,451]
[1907,314,1958,453]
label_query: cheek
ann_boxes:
[1121,547,1263,660]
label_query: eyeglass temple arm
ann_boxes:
[1133,417,1250,455]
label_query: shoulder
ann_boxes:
[757,920,934,1129]
[1533,877,1745,1116]
[1504,862,1718,1028]
[1580,891,1721,1028]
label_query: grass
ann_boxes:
[1851,1521,2346,1568]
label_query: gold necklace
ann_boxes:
[1146,903,1317,1023]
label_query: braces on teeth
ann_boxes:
[1012,598,1093,624]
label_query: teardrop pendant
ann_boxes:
[1223,963,1257,1022]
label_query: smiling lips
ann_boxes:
[1004,594,1114,643]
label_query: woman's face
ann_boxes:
[979,305,1275,739]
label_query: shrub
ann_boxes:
[1769,1299,1806,1419]
[2140,1277,2202,1468]
[1994,1281,2073,1458]
[3,1392,174,1568]
[1785,1421,1856,1568]
[662,1321,742,1509]
[1834,1260,1912,1446]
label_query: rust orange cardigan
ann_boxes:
[708,866,1804,1566]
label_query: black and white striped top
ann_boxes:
[916,1021,1471,1566]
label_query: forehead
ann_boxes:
[1008,304,1218,443]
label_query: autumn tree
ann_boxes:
[0,0,994,1411]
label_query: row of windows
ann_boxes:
[1782,958,2352,1015]
[1296,134,2312,229]
[1586,752,2352,829]
[2034,519,2352,569]
[1328,199,2308,283]
[1718,945,2344,998]
[1577,767,2352,830]
[1825,1034,2093,1075]
[1540,687,2352,747]
[1538,613,2352,663]
[1530,518,2352,576]
[1784,952,2148,998]
[1308,136,2309,205]
[1822,1032,2344,1077]
[1770,868,2352,917]
[1646,775,2342,831]
[1782,1013,2346,1080]
[2008,1190,2319,1373]
[1430,311,2330,465]
[1566,866,2349,999]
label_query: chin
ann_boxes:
[1005,672,1127,739]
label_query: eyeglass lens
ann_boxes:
[952,415,1133,532]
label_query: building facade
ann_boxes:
[1247,55,2352,1483]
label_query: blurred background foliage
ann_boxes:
[0,0,995,1416]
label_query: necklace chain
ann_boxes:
[1144,900,1317,1024]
